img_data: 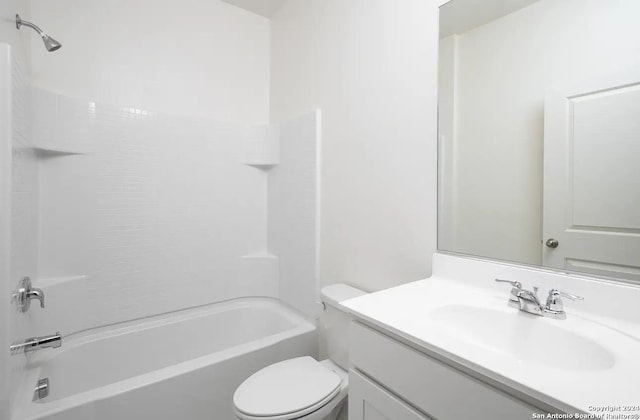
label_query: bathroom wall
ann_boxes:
[0,0,32,415]
[270,0,441,292]
[30,0,270,123]
[0,0,30,65]
[442,0,640,265]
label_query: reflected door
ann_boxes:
[543,73,640,281]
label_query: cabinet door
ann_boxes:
[349,370,430,420]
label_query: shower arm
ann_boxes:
[16,15,47,37]
[15,14,61,52]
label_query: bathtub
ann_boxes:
[11,298,317,420]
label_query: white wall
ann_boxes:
[442,0,640,266]
[270,0,441,292]
[28,88,279,337]
[0,42,13,420]
[269,110,321,318]
[0,0,30,64]
[30,0,270,123]
[0,0,31,414]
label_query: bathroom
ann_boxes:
[1,0,638,419]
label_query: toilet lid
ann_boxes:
[233,357,342,419]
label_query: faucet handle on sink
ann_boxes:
[494,279,522,303]
[546,289,584,313]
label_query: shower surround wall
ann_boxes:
[0,43,15,420]
[1,0,31,414]
[27,88,321,337]
[1,47,37,418]
[30,88,282,336]
[15,0,303,340]
[5,1,323,412]
[8,50,36,409]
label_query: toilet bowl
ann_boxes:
[233,357,348,420]
[232,284,366,420]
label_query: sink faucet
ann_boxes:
[516,286,543,314]
[9,332,62,356]
[495,279,583,319]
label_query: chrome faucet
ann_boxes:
[516,286,543,314]
[11,277,45,312]
[544,289,584,319]
[495,279,583,319]
[9,332,62,356]
[494,279,522,303]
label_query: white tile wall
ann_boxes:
[6,45,37,414]
[7,86,320,351]
[0,43,12,420]
[29,89,279,336]
[268,110,321,318]
[243,123,280,166]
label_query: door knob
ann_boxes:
[545,238,559,249]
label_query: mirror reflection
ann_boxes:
[437,0,640,282]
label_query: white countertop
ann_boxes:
[342,254,640,416]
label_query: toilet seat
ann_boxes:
[233,357,343,420]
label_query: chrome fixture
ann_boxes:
[15,14,62,52]
[11,277,45,312]
[33,378,50,401]
[495,279,583,319]
[545,238,559,249]
[494,279,522,303]
[516,286,544,315]
[545,289,584,319]
[9,332,62,356]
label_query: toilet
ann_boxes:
[233,284,366,420]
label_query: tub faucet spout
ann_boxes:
[9,332,61,356]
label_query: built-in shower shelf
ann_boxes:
[32,146,87,156]
[244,163,277,170]
[242,123,279,168]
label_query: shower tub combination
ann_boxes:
[11,298,317,420]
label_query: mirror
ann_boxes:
[437,0,640,282]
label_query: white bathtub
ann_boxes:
[12,298,317,420]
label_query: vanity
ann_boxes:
[343,253,640,420]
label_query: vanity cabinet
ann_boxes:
[349,370,429,420]
[349,321,541,420]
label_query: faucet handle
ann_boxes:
[548,289,583,301]
[494,279,522,289]
[494,279,522,302]
[546,289,583,312]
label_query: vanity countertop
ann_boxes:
[342,253,640,416]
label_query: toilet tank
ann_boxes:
[319,284,367,370]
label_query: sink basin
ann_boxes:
[429,305,615,371]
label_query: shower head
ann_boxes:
[42,35,62,52]
[15,14,62,52]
